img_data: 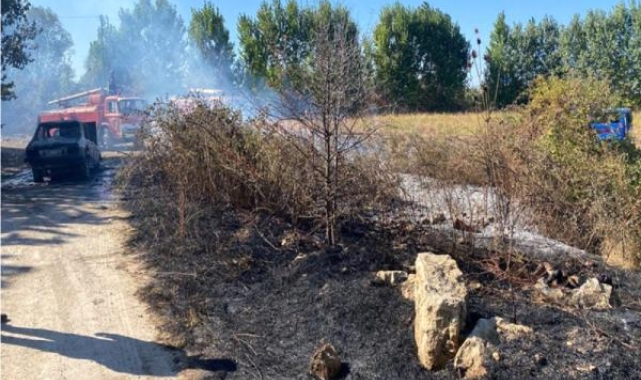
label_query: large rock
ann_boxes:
[401,274,417,301]
[454,318,499,379]
[414,253,468,370]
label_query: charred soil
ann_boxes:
[123,201,641,379]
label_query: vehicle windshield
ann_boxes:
[118,99,147,115]
[35,122,81,140]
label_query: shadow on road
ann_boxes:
[1,157,124,248]
[0,255,32,288]
[1,324,237,376]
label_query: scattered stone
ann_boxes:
[309,342,342,380]
[375,270,409,286]
[571,277,618,309]
[468,281,483,291]
[414,253,468,370]
[454,318,499,379]
[281,231,297,247]
[454,336,489,379]
[492,317,533,341]
[532,278,566,305]
[491,351,501,362]
[533,275,621,310]
[576,364,598,373]
[534,353,547,366]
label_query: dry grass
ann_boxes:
[381,80,640,268]
[633,111,640,146]
[370,111,519,136]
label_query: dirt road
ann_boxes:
[1,155,179,379]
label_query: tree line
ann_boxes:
[485,3,641,108]
[2,0,639,133]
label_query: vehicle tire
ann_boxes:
[99,127,112,150]
[32,169,44,183]
[93,155,101,172]
[80,157,91,180]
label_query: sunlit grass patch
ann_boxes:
[368,111,518,136]
[632,111,640,146]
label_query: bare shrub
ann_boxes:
[118,98,397,254]
[267,9,382,245]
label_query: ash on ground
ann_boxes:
[127,185,641,379]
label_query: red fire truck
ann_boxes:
[39,88,147,149]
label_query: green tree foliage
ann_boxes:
[188,1,235,86]
[237,0,314,91]
[485,15,562,107]
[484,12,515,107]
[82,0,185,95]
[372,2,469,112]
[1,0,37,100]
[1,6,75,132]
[487,2,641,108]
[563,3,641,106]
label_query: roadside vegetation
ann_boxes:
[4,0,640,377]
[392,76,641,266]
[116,74,641,377]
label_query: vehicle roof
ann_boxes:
[38,120,81,125]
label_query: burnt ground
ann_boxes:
[122,200,641,380]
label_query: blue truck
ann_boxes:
[591,107,633,141]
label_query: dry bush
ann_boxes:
[391,76,641,267]
[118,100,398,253]
[385,111,522,228]
[503,76,641,266]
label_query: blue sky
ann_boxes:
[31,0,624,79]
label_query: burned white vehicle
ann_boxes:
[25,120,101,182]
